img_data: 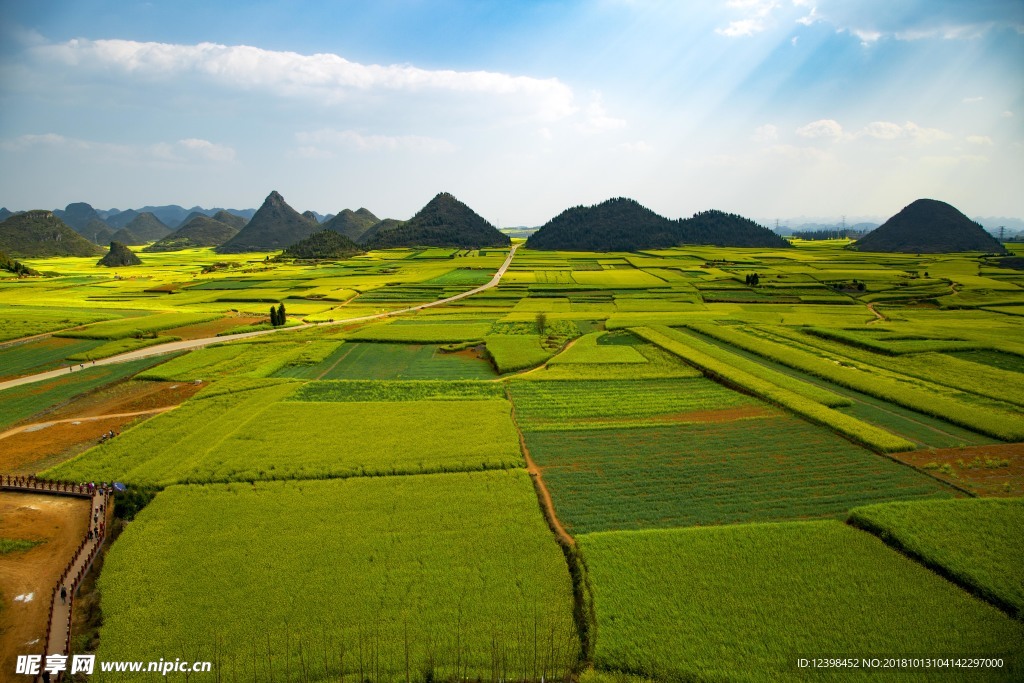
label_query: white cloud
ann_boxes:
[792,1,1018,43]
[855,121,951,145]
[752,124,779,143]
[861,121,904,140]
[1002,110,1014,118]
[850,28,882,46]
[31,38,577,121]
[795,119,845,140]
[716,0,780,37]
[178,138,236,162]
[962,96,984,103]
[577,95,627,134]
[294,129,455,154]
[966,135,993,146]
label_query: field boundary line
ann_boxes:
[0,246,519,392]
[505,385,575,548]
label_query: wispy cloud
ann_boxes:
[716,0,780,37]
[31,38,577,121]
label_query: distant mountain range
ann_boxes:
[3,195,1022,258]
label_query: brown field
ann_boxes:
[1,381,204,473]
[0,492,90,674]
[895,443,1024,496]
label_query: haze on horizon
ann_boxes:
[0,0,1021,226]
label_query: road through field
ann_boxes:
[0,245,519,392]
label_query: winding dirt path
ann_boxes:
[505,387,575,547]
[0,246,520,392]
[866,302,887,324]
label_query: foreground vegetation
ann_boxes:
[96,471,578,682]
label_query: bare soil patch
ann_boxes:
[0,412,164,473]
[1,381,202,473]
[895,442,1024,496]
[0,492,90,674]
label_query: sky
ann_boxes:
[1,0,1022,225]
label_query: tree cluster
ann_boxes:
[269,302,287,327]
[744,273,760,286]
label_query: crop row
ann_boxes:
[290,380,505,402]
[689,323,1024,441]
[657,327,851,407]
[508,377,752,428]
[346,322,494,343]
[634,327,915,452]
[94,471,579,682]
[578,521,1024,681]
[804,326,985,355]
[524,417,951,533]
[776,327,1024,409]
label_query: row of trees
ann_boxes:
[269,303,287,327]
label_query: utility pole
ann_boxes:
[999,226,1005,242]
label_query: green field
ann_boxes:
[273,341,498,380]
[579,522,1024,682]
[47,383,523,485]
[524,416,953,533]
[94,471,579,682]
[849,498,1024,617]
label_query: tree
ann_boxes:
[269,305,280,326]
[535,312,547,335]
[278,302,287,324]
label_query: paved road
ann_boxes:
[0,245,519,392]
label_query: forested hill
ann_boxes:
[282,230,364,259]
[361,193,510,249]
[853,199,1007,254]
[0,210,104,257]
[678,210,791,248]
[526,198,679,251]
[526,198,789,251]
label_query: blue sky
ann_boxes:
[1,0,1021,224]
